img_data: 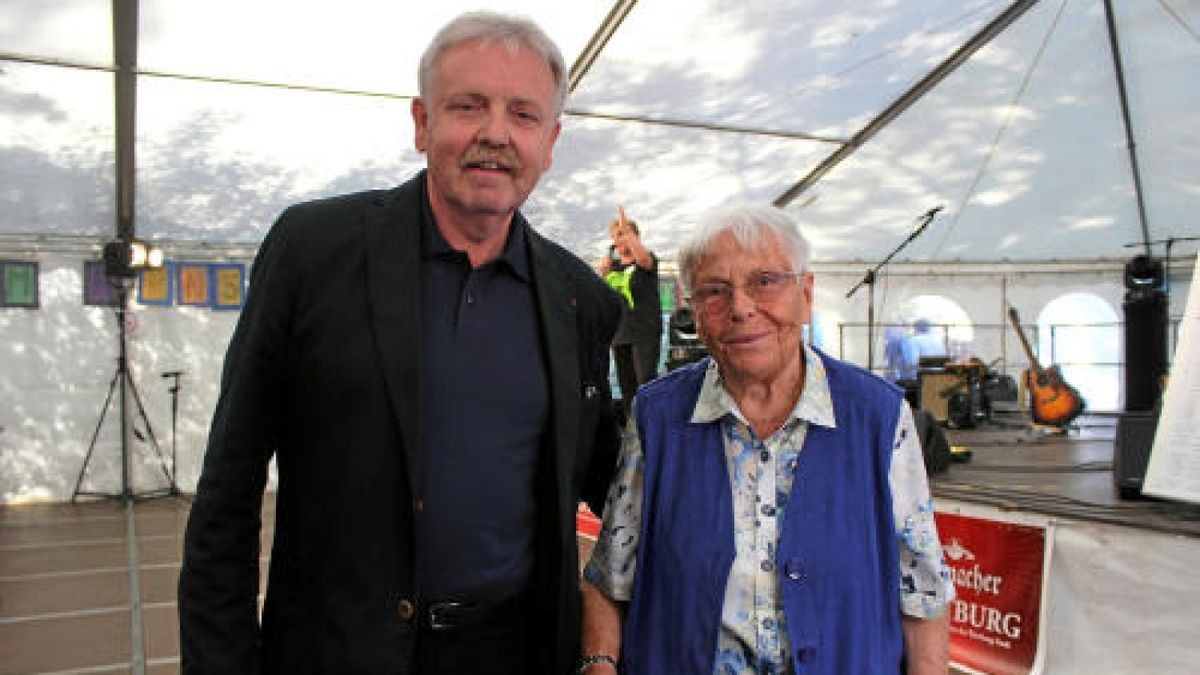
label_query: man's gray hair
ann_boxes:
[677,203,811,291]
[418,11,568,118]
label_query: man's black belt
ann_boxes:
[422,595,524,631]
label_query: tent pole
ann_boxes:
[114,0,138,242]
[1102,0,1152,258]
[569,0,639,92]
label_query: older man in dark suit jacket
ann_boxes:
[178,12,623,675]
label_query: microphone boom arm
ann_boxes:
[845,206,943,371]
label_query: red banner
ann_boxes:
[936,512,1048,675]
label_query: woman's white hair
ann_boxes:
[677,203,811,291]
[418,11,568,118]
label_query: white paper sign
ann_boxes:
[1143,256,1200,504]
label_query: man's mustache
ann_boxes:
[461,146,521,171]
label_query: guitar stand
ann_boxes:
[1030,421,1075,437]
[1006,306,1086,430]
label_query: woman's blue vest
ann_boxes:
[623,351,905,674]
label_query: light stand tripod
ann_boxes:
[72,277,179,503]
[846,206,943,371]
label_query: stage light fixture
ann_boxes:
[1123,254,1164,292]
[103,238,164,278]
[147,245,164,268]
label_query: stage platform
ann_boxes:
[933,412,1200,538]
[2,413,1198,673]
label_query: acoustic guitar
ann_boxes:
[1007,307,1085,427]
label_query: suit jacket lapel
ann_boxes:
[527,226,580,487]
[365,175,425,500]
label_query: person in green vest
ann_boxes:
[596,207,664,423]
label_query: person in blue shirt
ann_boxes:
[885,324,920,382]
[909,318,947,360]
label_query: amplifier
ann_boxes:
[919,372,961,424]
[1113,410,1159,499]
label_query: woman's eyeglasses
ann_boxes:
[689,271,802,314]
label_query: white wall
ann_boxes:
[1,248,242,503]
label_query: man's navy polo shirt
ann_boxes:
[416,204,549,604]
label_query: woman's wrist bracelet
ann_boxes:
[577,653,618,674]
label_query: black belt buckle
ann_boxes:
[426,601,480,631]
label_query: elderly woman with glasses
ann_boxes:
[579,204,955,675]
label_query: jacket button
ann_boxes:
[796,646,816,662]
[397,598,415,621]
[784,558,805,580]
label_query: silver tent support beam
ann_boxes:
[569,0,639,92]
[774,0,1040,208]
[114,0,137,241]
[1103,0,1153,257]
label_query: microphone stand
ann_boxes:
[162,370,185,497]
[846,207,942,372]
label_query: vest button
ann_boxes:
[784,558,805,580]
[397,598,415,621]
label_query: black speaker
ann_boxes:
[1123,257,1169,412]
[1113,410,1159,499]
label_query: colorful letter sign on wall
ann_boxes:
[936,512,1051,675]
[211,263,245,310]
[138,265,173,305]
[1,261,38,307]
[177,263,212,306]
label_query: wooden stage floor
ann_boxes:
[0,496,197,674]
[3,412,1199,674]
[932,411,1200,538]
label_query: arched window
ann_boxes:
[1037,293,1119,411]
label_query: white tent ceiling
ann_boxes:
[2,0,1197,265]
